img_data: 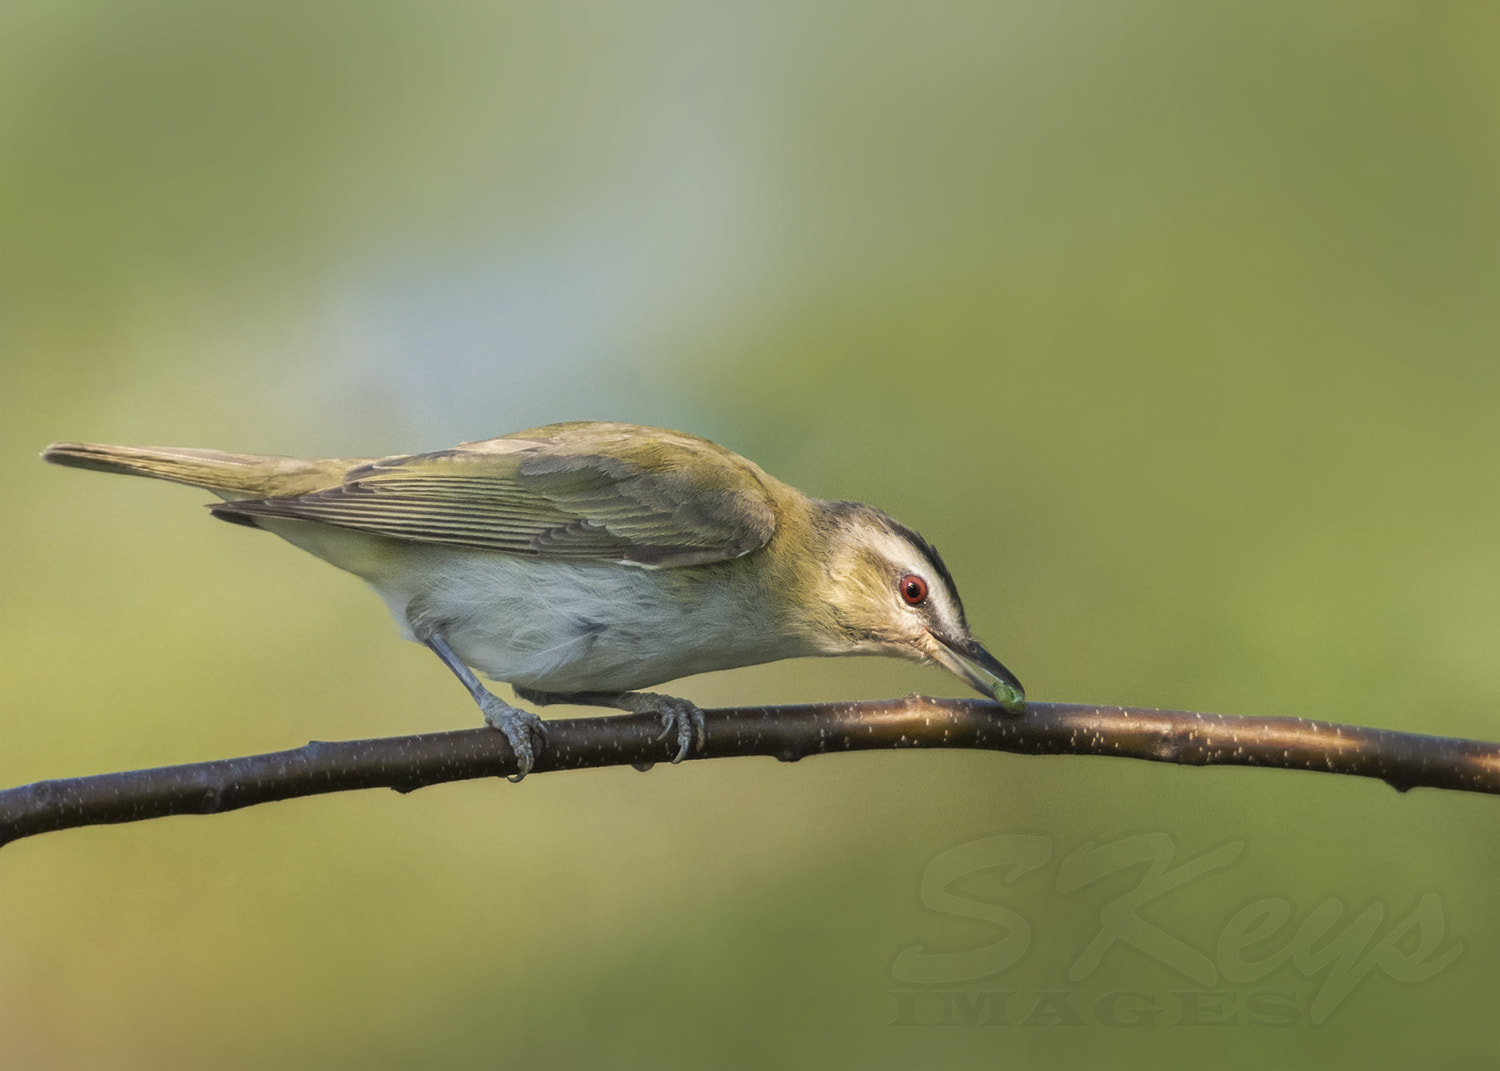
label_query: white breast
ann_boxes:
[374,548,803,693]
[258,517,810,693]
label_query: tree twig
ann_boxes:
[2,698,1496,846]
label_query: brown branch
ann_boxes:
[2,698,1496,846]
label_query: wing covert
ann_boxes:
[210,425,779,568]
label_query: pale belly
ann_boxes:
[262,518,806,693]
[394,552,805,692]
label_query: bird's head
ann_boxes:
[798,501,1026,712]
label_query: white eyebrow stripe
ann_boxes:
[864,529,967,632]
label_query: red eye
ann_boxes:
[899,574,928,606]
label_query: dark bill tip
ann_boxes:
[931,632,1026,713]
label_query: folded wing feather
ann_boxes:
[210,430,778,569]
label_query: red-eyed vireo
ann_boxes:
[44,422,1024,777]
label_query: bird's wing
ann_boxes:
[210,423,779,568]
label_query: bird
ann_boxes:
[43,422,1025,778]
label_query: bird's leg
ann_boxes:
[514,687,706,764]
[425,633,547,782]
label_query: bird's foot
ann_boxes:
[478,693,548,782]
[512,687,705,765]
[627,692,706,764]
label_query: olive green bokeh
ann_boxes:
[2,3,1497,1069]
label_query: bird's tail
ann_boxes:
[42,442,348,501]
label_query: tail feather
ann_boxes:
[42,442,349,501]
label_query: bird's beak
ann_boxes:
[928,631,1026,712]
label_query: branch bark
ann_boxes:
[3,698,1496,846]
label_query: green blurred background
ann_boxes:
[2,3,1496,1068]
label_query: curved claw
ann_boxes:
[621,691,705,763]
[650,699,707,764]
[509,686,705,767]
[424,633,548,781]
[479,694,548,781]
